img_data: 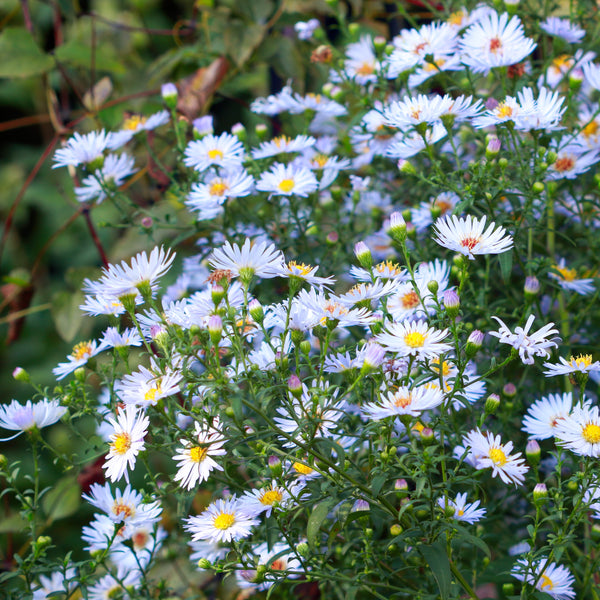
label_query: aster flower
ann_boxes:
[549,258,595,295]
[276,261,335,289]
[515,86,566,132]
[75,153,137,204]
[52,130,110,169]
[104,404,149,483]
[87,571,141,600]
[255,162,319,197]
[362,385,444,419]
[209,239,285,283]
[461,429,529,485]
[433,214,513,259]
[238,481,303,518]
[295,18,320,40]
[375,319,451,360]
[107,110,170,149]
[184,132,245,172]
[540,17,585,44]
[387,122,447,159]
[33,569,76,600]
[53,339,106,380]
[0,398,67,441]
[512,558,575,599]
[384,94,456,129]
[522,392,574,439]
[554,404,600,457]
[339,35,380,85]
[459,11,536,74]
[115,365,182,408]
[582,60,600,90]
[173,418,227,490]
[100,327,142,350]
[543,354,600,377]
[489,315,559,365]
[185,496,259,543]
[546,143,600,180]
[251,134,315,159]
[437,492,486,524]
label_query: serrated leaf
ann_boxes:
[499,251,513,283]
[418,541,451,599]
[307,499,333,548]
[0,28,54,78]
[51,290,85,342]
[42,476,81,521]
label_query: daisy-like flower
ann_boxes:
[238,481,303,518]
[173,419,226,490]
[296,288,375,328]
[515,86,566,132]
[75,153,137,204]
[583,61,600,91]
[0,398,67,441]
[104,404,149,483]
[461,429,529,485]
[115,365,182,408]
[471,95,531,129]
[383,94,456,129]
[52,130,110,169]
[540,17,585,44]
[251,134,315,159]
[554,403,600,457]
[489,315,560,365]
[185,496,259,543]
[87,571,141,600]
[437,492,486,524]
[236,542,303,591]
[33,569,76,600]
[184,132,245,172]
[433,214,513,260]
[549,258,595,295]
[543,354,600,377]
[512,558,575,599]
[522,392,574,439]
[209,238,285,283]
[100,327,143,350]
[255,162,318,197]
[276,260,335,289]
[546,143,600,180]
[375,319,451,360]
[362,385,444,420]
[459,11,536,74]
[290,92,347,116]
[107,111,170,149]
[387,122,447,159]
[340,35,380,84]
[53,339,106,380]
[82,482,162,525]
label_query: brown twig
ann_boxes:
[84,11,197,36]
[82,207,109,268]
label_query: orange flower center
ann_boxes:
[554,156,575,172]
[401,291,420,309]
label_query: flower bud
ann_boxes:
[524,275,540,299]
[248,299,264,323]
[141,216,153,229]
[397,159,416,175]
[426,280,439,295]
[486,136,501,158]
[255,123,268,140]
[526,440,541,466]
[354,241,372,269]
[288,374,303,398]
[161,83,178,109]
[211,285,226,306]
[484,393,500,414]
[12,367,30,382]
[465,329,484,358]
[299,340,312,355]
[74,367,86,383]
[503,383,517,398]
[390,524,403,536]
[296,542,309,556]
[502,583,515,596]
[533,482,548,505]
[268,455,282,478]
[498,157,508,169]
[443,289,460,318]
[387,211,407,243]
[197,558,212,570]
[207,315,223,345]
[420,427,435,444]
[504,0,520,14]
[361,343,386,374]
[326,231,339,246]
[395,478,408,493]
[532,181,545,194]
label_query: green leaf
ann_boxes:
[51,290,85,342]
[499,251,513,283]
[371,474,387,497]
[42,475,81,522]
[418,541,452,599]
[0,513,28,533]
[54,39,126,74]
[224,21,266,68]
[0,27,54,78]
[453,527,491,559]
[307,499,334,548]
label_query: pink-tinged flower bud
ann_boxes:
[443,289,460,318]
[207,315,223,345]
[486,136,501,158]
[361,343,386,373]
[485,97,499,111]
[248,299,264,323]
[326,231,339,245]
[484,393,500,414]
[420,427,435,444]
[466,329,484,358]
[503,383,517,398]
[397,159,416,174]
[524,275,540,299]
[211,285,226,306]
[387,211,407,243]
[141,216,153,229]
[231,122,246,141]
[526,440,541,466]
[288,374,303,398]
[12,367,30,382]
[193,116,214,138]
[268,455,282,477]
[352,499,370,512]
[161,83,178,109]
[354,241,372,269]
[533,482,548,505]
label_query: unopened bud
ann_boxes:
[299,340,312,355]
[533,482,548,505]
[465,329,484,358]
[532,181,545,194]
[502,583,515,596]
[443,289,460,318]
[211,285,226,306]
[486,136,501,158]
[387,211,407,243]
[255,123,268,140]
[503,383,517,398]
[484,393,500,414]
[361,343,386,373]
[354,241,372,269]
[231,122,246,141]
[268,455,282,477]
[192,116,214,137]
[197,558,212,570]
[248,299,264,323]
[288,374,303,398]
[524,276,540,299]
[526,440,541,466]
[395,478,408,493]
[296,542,309,556]
[207,315,223,345]
[398,159,416,175]
[427,280,439,295]
[420,427,435,444]
[12,367,30,382]
[326,231,339,246]
[390,524,403,536]
[141,216,153,229]
[161,82,178,109]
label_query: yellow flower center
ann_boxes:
[540,574,554,591]
[582,121,599,138]
[553,54,572,70]
[582,423,600,444]
[457,508,465,516]
[273,135,290,148]
[189,446,208,463]
[570,354,593,368]
[278,178,295,193]
[123,115,146,131]
[432,359,452,376]
[213,512,236,530]
[401,291,420,309]
[404,331,426,348]
[424,59,445,72]
[288,261,313,276]
[208,149,224,160]
[144,384,162,404]
[393,394,412,408]
[313,154,329,168]
[260,489,283,505]
[448,11,465,26]
[112,432,131,455]
[374,260,402,276]
[356,62,375,76]
[72,341,93,360]
[488,447,507,466]
[112,501,134,519]
[307,93,322,103]
[496,103,513,119]
[556,265,577,281]
[209,181,229,196]
[293,462,313,475]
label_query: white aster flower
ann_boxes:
[251,134,315,159]
[546,143,600,180]
[362,385,444,419]
[384,94,456,129]
[173,418,226,490]
[184,132,245,172]
[87,571,141,600]
[433,214,513,259]
[461,429,529,485]
[554,403,600,457]
[549,258,596,295]
[295,18,320,40]
[543,354,600,377]
[100,327,142,350]
[540,17,585,44]
[375,319,451,360]
[75,153,137,203]
[340,35,380,84]
[387,122,447,159]
[238,481,303,518]
[115,365,182,408]
[53,130,110,169]
[107,111,170,149]
[459,11,536,74]
[33,568,76,600]
[104,404,149,483]
[522,392,574,440]
[437,492,486,524]
[276,260,335,289]
[0,398,67,441]
[489,315,559,365]
[256,162,318,197]
[185,496,259,543]
[53,339,106,380]
[512,558,575,599]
